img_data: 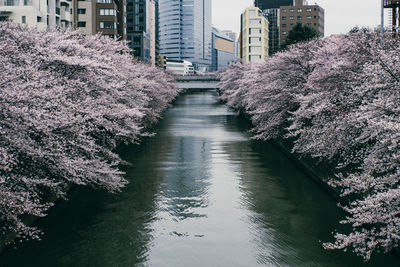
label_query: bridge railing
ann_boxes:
[175,75,220,82]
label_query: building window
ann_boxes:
[100,21,116,29]
[282,31,287,35]
[98,0,112,3]
[282,9,286,13]
[249,37,261,44]
[77,21,86,27]
[250,55,262,62]
[78,9,86,14]
[298,16,302,20]
[100,9,116,16]
[289,16,294,20]
[21,16,26,24]
[250,28,261,35]
[282,23,286,28]
[289,8,294,13]
[282,16,286,20]
[306,8,312,12]
[249,19,261,26]
[306,16,312,20]
[248,10,256,17]
[297,8,302,13]
[250,46,261,53]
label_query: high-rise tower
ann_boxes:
[126,0,156,64]
[158,0,211,71]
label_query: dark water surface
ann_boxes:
[1,90,399,266]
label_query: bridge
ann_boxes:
[175,75,220,90]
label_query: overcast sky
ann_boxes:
[212,0,383,36]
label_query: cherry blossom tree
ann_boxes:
[0,22,179,243]
[218,29,400,260]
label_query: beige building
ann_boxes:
[279,0,324,43]
[240,6,269,63]
[159,54,167,69]
[0,0,75,30]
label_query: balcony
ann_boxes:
[60,8,71,21]
[384,0,400,8]
[0,0,32,6]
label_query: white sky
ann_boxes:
[212,0,383,36]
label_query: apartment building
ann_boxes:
[240,6,269,63]
[0,0,75,30]
[76,0,126,39]
[279,0,324,43]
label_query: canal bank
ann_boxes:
[0,90,398,266]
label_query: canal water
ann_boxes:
[1,90,399,266]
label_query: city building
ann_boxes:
[211,27,237,71]
[263,8,280,55]
[221,30,240,58]
[384,0,400,34]
[254,0,292,10]
[159,54,167,69]
[126,0,156,64]
[0,0,75,30]
[158,0,212,71]
[154,0,160,66]
[166,59,194,75]
[76,0,127,39]
[240,6,269,63]
[279,0,324,43]
[254,0,291,56]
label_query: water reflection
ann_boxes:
[0,90,399,267]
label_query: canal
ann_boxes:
[1,90,399,266]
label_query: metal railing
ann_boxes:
[0,0,32,6]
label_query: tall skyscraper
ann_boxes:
[254,0,292,10]
[158,0,211,71]
[280,0,324,43]
[126,0,156,64]
[240,6,269,63]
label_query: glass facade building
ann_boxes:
[263,9,280,55]
[127,0,155,63]
[159,0,211,71]
[254,0,292,10]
